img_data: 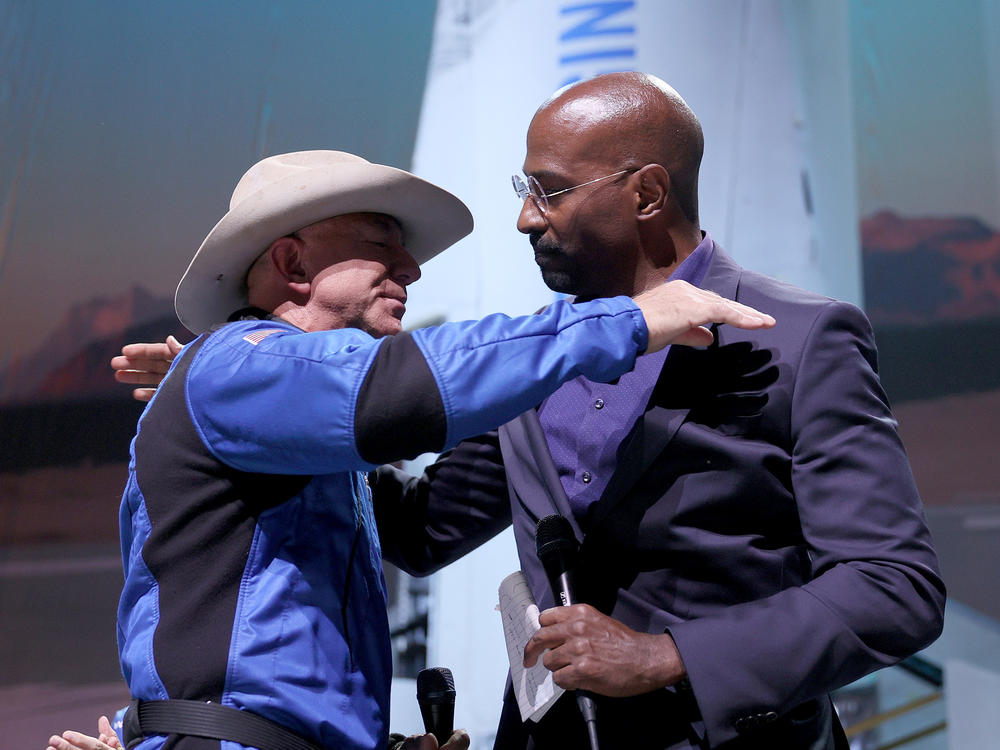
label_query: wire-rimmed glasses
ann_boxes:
[512,169,635,213]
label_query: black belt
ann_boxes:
[122,699,322,750]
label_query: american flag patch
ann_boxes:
[242,329,283,346]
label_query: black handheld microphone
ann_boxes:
[535,515,600,750]
[536,514,583,606]
[416,666,455,746]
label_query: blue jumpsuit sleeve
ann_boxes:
[412,297,648,449]
[186,297,647,476]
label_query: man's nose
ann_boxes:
[393,248,421,284]
[516,197,547,235]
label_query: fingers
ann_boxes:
[46,731,113,750]
[524,632,593,691]
[522,604,585,667]
[523,625,577,671]
[114,338,184,372]
[633,280,776,353]
[399,733,438,750]
[521,605,685,696]
[119,341,180,360]
[672,283,775,329]
[400,729,469,750]
[66,730,106,749]
[669,325,715,347]
[708,295,776,329]
[112,338,181,402]
[97,716,120,748]
[112,369,164,400]
[113,369,166,385]
[535,603,590,631]
[523,625,547,667]
[440,729,471,749]
[111,354,174,375]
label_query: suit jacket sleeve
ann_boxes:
[667,299,945,747]
[372,430,513,576]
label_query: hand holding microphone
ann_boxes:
[383,667,468,750]
[525,516,690,749]
[388,730,469,750]
[417,667,455,746]
[533,515,600,750]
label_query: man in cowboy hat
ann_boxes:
[113,149,775,750]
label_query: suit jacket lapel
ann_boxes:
[586,246,744,529]
[499,409,585,538]
[499,245,745,534]
[699,243,741,300]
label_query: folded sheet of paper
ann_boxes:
[497,570,565,722]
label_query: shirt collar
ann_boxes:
[668,231,715,287]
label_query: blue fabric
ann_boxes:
[412,296,648,448]
[186,297,646,476]
[539,235,715,518]
[117,294,649,750]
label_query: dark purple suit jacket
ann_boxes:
[375,247,945,749]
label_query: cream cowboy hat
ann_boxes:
[174,150,474,334]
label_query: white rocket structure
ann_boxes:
[403,2,859,743]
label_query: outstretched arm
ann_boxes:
[183,288,775,476]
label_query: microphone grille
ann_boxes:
[535,514,576,557]
[417,666,455,695]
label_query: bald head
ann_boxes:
[532,72,703,224]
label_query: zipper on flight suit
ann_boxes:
[341,472,370,671]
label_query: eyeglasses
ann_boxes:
[511,169,635,213]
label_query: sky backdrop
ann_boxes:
[1,0,436,360]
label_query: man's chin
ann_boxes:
[539,268,578,296]
[363,317,404,338]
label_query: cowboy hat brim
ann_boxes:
[174,159,473,334]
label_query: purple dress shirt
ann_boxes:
[538,234,716,521]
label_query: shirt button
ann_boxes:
[594,398,605,409]
[582,471,592,484]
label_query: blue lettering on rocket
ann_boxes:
[558,1,637,87]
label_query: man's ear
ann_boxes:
[268,235,311,296]
[634,164,670,218]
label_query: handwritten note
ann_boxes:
[497,570,564,722]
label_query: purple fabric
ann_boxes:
[492,244,943,747]
[538,234,715,519]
